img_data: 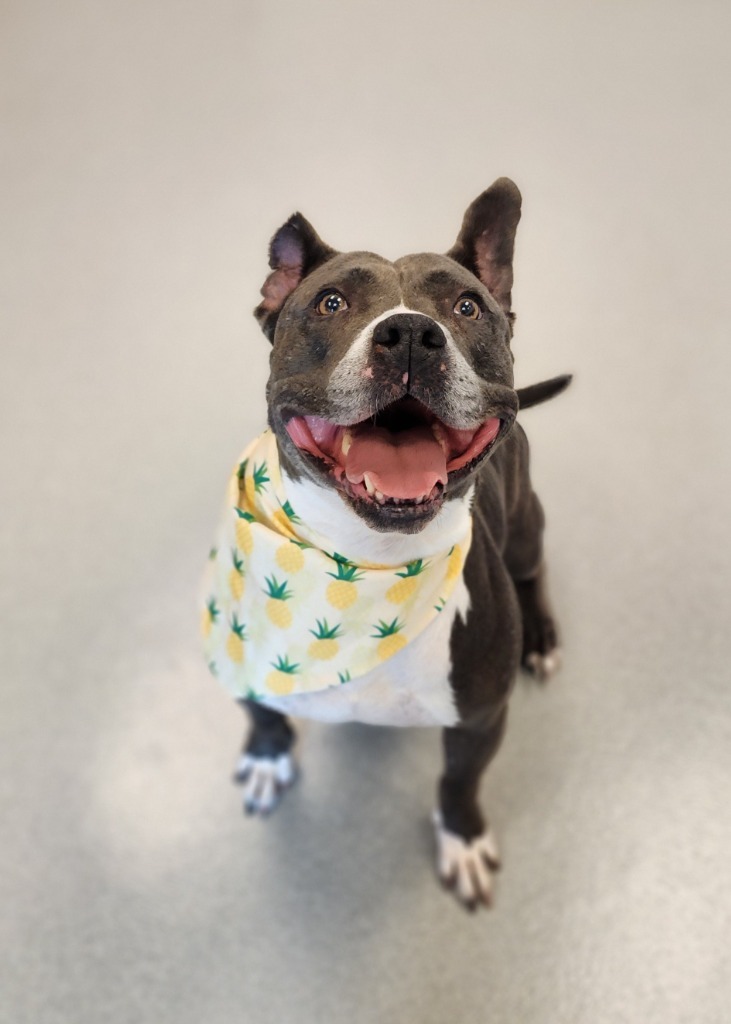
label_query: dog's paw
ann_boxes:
[432,812,500,910]
[233,753,297,815]
[523,646,562,682]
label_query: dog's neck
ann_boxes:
[282,471,474,566]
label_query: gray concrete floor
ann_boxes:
[2,2,730,1022]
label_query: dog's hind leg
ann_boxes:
[434,710,507,909]
[233,701,297,815]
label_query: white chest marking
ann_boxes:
[261,577,470,727]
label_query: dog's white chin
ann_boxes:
[281,469,474,566]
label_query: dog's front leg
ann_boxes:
[233,701,297,815]
[513,565,561,680]
[434,710,507,909]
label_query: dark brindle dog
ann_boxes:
[206,177,570,908]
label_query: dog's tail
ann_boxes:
[516,374,573,410]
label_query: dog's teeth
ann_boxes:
[341,430,353,456]
[363,473,376,495]
[374,489,386,504]
[431,421,449,455]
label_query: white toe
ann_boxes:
[433,812,500,907]
[234,753,254,781]
[274,753,295,786]
[237,753,296,814]
[526,647,562,680]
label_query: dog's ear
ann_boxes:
[447,178,522,316]
[254,213,337,342]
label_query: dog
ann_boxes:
[201,177,570,909]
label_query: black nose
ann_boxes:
[372,313,446,351]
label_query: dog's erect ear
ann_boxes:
[447,178,522,315]
[254,213,337,342]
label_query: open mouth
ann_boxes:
[284,397,503,515]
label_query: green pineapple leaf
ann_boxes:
[263,575,293,601]
[371,617,404,639]
[270,655,300,674]
[395,558,428,579]
[229,613,247,639]
[309,618,344,640]
[252,462,270,492]
[326,561,365,583]
[279,500,301,524]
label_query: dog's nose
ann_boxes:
[372,313,446,351]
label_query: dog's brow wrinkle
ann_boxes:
[342,266,378,286]
[423,269,461,289]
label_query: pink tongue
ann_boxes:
[345,426,448,499]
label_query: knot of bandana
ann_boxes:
[201,430,472,701]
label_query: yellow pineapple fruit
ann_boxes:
[386,559,428,604]
[226,614,247,664]
[234,509,255,555]
[445,543,465,581]
[201,597,220,638]
[244,461,270,506]
[308,619,343,660]
[229,550,245,600]
[326,557,364,610]
[263,575,294,628]
[276,540,306,574]
[371,618,407,660]
[266,655,300,695]
[273,500,301,536]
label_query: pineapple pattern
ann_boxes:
[266,655,300,695]
[226,614,247,664]
[308,619,343,660]
[263,575,294,628]
[243,461,270,506]
[386,559,428,604]
[326,556,365,609]
[276,539,306,574]
[234,509,255,554]
[229,549,245,600]
[371,618,408,660]
[200,429,472,700]
[273,500,301,534]
[201,597,219,638]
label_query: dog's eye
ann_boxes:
[316,291,349,316]
[453,295,483,320]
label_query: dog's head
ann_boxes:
[256,178,523,534]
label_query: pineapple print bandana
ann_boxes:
[201,429,472,702]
